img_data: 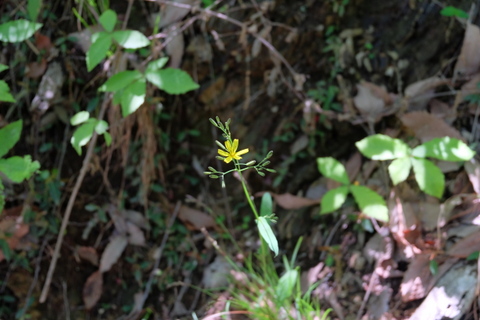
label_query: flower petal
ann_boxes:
[225,140,232,151]
[224,156,233,163]
[236,148,249,156]
[232,139,239,152]
[218,149,230,157]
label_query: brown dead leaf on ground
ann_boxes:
[256,192,319,210]
[158,0,195,28]
[404,76,450,111]
[429,99,456,124]
[447,229,480,258]
[465,158,480,194]
[454,23,480,78]
[0,216,30,262]
[76,246,99,266]
[400,254,432,302]
[178,205,216,230]
[353,81,391,121]
[99,234,128,273]
[83,270,103,310]
[400,111,463,143]
[25,59,47,79]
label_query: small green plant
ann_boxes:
[440,6,468,19]
[329,0,349,17]
[204,117,278,255]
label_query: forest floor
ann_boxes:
[1,0,480,319]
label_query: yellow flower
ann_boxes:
[218,139,249,163]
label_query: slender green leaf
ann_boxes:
[99,9,117,33]
[350,185,389,222]
[0,156,40,183]
[121,79,146,117]
[256,216,278,256]
[411,137,475,162]
[86,32,112,71]
[440,6,468,18]
[260,192,273,217]
[27,0,42,21]
[0,64,8,73]
[146,57,169,72]
[388,157,412,185]
[70,111,90,125]
[146,68,200,94]
[104,132,112,146]
[0,80,15,103]
[0,120,22,158]
[320,186,349,214]
[70,119,96,155]
[99,70,143,92]
[356,134,410,160]
[316,157,349,185]
[0,239,12,261]
[0,19,42,43]
[429,259,439,275]
[0,180,4,214]
[411,157,445,198]
[112,30,150,49]
[276,269,298,302]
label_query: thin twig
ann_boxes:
[39,96,110,303]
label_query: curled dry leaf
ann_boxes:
[404,76,450,111]
[400,111,463,143]
[257,192,319,210]
[465,158,480,194]
[353,82,391,121]
[126,221,146,246]
[83,270,103,310]
[77,246,99,266]
[454,23,480,78]
[178,205,216,230]
[99,234,128,273]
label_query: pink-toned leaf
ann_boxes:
[465,158,480,194]
[447,230,480,258]
[77,246,99,266]
[454,23,480,78]
[400,111,463,143]
[99,234,128,273]
[271,192,320,210]
[83,270,103,310]
[178,205,216,230]
[25,58,47,79]
[353,82,389,120]
[400,254,432,302]
[126,221,146,246]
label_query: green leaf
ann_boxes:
[112,30,150,49]
[145,68,199,94]
[388,157,412,185]
[0,19,42,43]
[103,132,112,146]
[0,120,22,158]
[70,111,90,125]
[411,157,445,198]
[0,156,40,183]
[99,9,117,33]
[0,64,8,72]
[70,119,96,155]
[86,32,112,71]
[98,70,143,92]
[320,186,349,214]
[27,0,42,21]
[412,137,476,162]
[120,79,146,117]
[260,192,273,217]
[0,239,12,262]
[356,134,410,160]
[0,180,4,214]
[256,216,278,256]
[316,157,350,185]
[429,259,438,275]
[146,57,169,72]
[276,269,298,302]
[94,120,109,134]
[350,185,389,222]
[440,6,468,18]
[0,80,16,103]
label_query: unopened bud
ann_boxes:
[257,171,265,177]
[209,118,218,127]
[203,171,211,175]
[208,166,216,172]
[246,160,256,166]
[265,168,276,173]
[265,150,273,159]
[209,175,219,179]
[262,161,271,166]
[215,140,226,150]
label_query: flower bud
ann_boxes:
[209,175,219,179]
[246,160,256,166]
[208,166,216,172]
[209,118,218,127]
[215,140,226,150]
[265,150,273,159]
[257,171,265,177]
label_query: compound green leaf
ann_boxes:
[98,70,143,92]
[99,9,117,33]
[27,0,42,22]
[350,185,389,222]
[316,157,349,185]
[70,119,96,155]
[388,157,412,185]
[0,80,16,103]
[412,137,475,162]
[260,192,273,217]
[0,120,22,158]
[356,134,410,160]
[146,68,199,94]
[70,111,90,125]
[86,32,112,71]
[411,157,445,198]
[0,156,40,183]
[320,186,349,214]
[121,79,146,117]
[256,216,278,256]
[113,30,150,49]
[0,19,42,43]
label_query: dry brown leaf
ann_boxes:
[290,134,309,154]
[429,99,456,124]
[400,254,432,302]
[447,230,480,258]
[126,221,146,246]
[270,192,320,210]
[405,77,450,111]
[77,246,99,266]
[454,23,480,78]
[99,234,128,273]
[0,216,29,262]
[252,25,272,58]
[178,205,216,230]
[25,58,47,79]
[353,82,388,119]
[400,111,463,143]
[158,0,195,29]
[83,271,103,310]
[122,209,150,230]
[166,28,184,68]
[465,158,480,194]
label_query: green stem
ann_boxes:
[235,161,259,219]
